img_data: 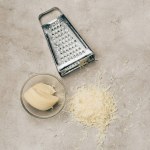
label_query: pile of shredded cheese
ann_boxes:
[68,85,117,144]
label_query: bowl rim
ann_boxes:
[20,73,66,119]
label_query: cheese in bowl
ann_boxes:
[24,83,59,111]
[21,74,66,118]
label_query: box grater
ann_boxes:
[39,7,95,76]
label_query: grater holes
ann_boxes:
[64,44,67,48]
[62,40,64,44]
[49,20,89,65]
[79,51,82,55]
[76,53,80,56]
[82,50,85,53]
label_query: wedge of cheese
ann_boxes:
[24,83,58,111]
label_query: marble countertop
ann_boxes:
[0,0,150,149]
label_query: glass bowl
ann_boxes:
[20,74,66,118]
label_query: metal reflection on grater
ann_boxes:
[39,7,95,76]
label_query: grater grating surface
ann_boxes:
[39,7,95,76]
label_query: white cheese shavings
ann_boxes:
[68,85,117,144]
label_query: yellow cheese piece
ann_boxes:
[32,83,56,95]
[24,85,59,111]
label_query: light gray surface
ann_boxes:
[0,0,150,150]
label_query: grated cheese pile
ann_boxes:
[68,85,117,144]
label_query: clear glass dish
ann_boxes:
[20,74,66,119]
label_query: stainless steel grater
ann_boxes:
[39,7,95,76]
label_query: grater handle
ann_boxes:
[39,7,63,25]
